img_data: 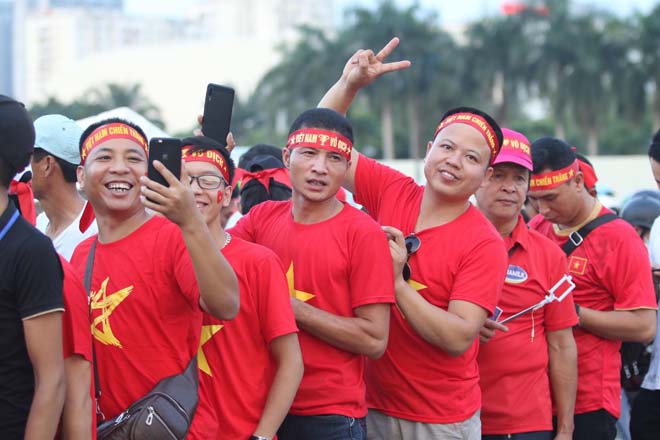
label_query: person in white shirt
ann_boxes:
[31,114,97,260]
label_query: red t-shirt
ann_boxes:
[478,216,578,434]
[354,156,508,424]
[59,256,95,440]
[70,216,200,420]
[188,237,298,439]
[230,200,395,417]
[529,205,658,417]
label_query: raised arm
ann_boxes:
[318,37,411,193]
[141,160,239,320]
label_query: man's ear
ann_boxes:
[282,148,291,168]
[76,165,86,191]
[221,186,232,208]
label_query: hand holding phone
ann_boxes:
[202,84,235,146]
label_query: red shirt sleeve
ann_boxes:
[451,235,507,314]
[229,205,260,242]
[354,155,419,218]
[60,257,92,362]
[603,227,657,310]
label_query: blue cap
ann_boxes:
[34,114,83,165]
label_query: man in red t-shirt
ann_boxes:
[318,38,508,439]
[70,118,239,425]
[526,137,657,440]
[231,108,395,440]
[475,129,578,440]
[181,136,303,440]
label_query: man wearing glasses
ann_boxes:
[318,38,508,439]
[474,128,578,440]
[180,136,303,440]
[231,107,395,440]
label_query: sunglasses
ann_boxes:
[402,234,421,282]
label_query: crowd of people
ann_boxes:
[0,37,659,440]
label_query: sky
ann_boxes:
[124,0,659,25]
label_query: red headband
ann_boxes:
[181,146,230,183]
[237,168,291,193]
[286,128,352,161]
[433,112,500,163]
[577,159,598,190]
[81,123,148,164]
[529,160,580,191]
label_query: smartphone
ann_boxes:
[147,137,182,187]
[202,83,235,145]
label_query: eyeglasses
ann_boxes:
[402,234,421,282]
[189,174,226,190]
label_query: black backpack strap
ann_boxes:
[84,240,104,422]
[561,213,618,256]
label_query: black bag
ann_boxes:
[96,356,199,439]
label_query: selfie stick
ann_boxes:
[499,275,575,324]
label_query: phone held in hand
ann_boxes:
[201,83,235,146]
[147,137,182,187]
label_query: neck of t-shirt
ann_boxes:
[291,194,344,225]
[96,207,152,244]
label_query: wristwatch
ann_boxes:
[249,436,270,440]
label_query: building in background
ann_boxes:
[0,1,12,95]
[10,0,335,131]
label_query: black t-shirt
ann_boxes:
[0,201,64,438]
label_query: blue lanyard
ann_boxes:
[0,210,20,242]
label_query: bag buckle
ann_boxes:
[569,231,583,247]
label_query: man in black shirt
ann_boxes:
[0,95,65,439]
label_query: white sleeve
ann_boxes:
[648,215,660,266]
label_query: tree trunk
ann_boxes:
[382,101,395,159]
[586,124,599,156]
[406,94,421,159]
[493,70,507,125]
[653,79,660,133]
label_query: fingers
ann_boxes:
[483,319,508,332]
[226,132,235,153]
[382,59,412,74]
[180,161,190,186]
[151,160,180,187]
[375,37,400,61]
[197,114,203,126]
[382,225,405,247]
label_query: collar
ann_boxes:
[552,200,602,236]
[0,199,17,230]
[505,213,531,252]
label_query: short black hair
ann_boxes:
[289,108,354,144]
[648,128,660,163]
[0,156,15,188]
[437,106,503,160]
[531,137,576,173]
[238,144,283,170]
[181,135,235,184]
[79,118,148,157]
[32,148,78,183]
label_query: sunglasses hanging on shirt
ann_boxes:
[402,234,421,282]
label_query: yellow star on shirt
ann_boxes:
[396,278,428,319]
[90,277,133,348]
[286,263,315,302]
[198,324,224,376]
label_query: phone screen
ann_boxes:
[147,137,182,188]
[202,84,235,146]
